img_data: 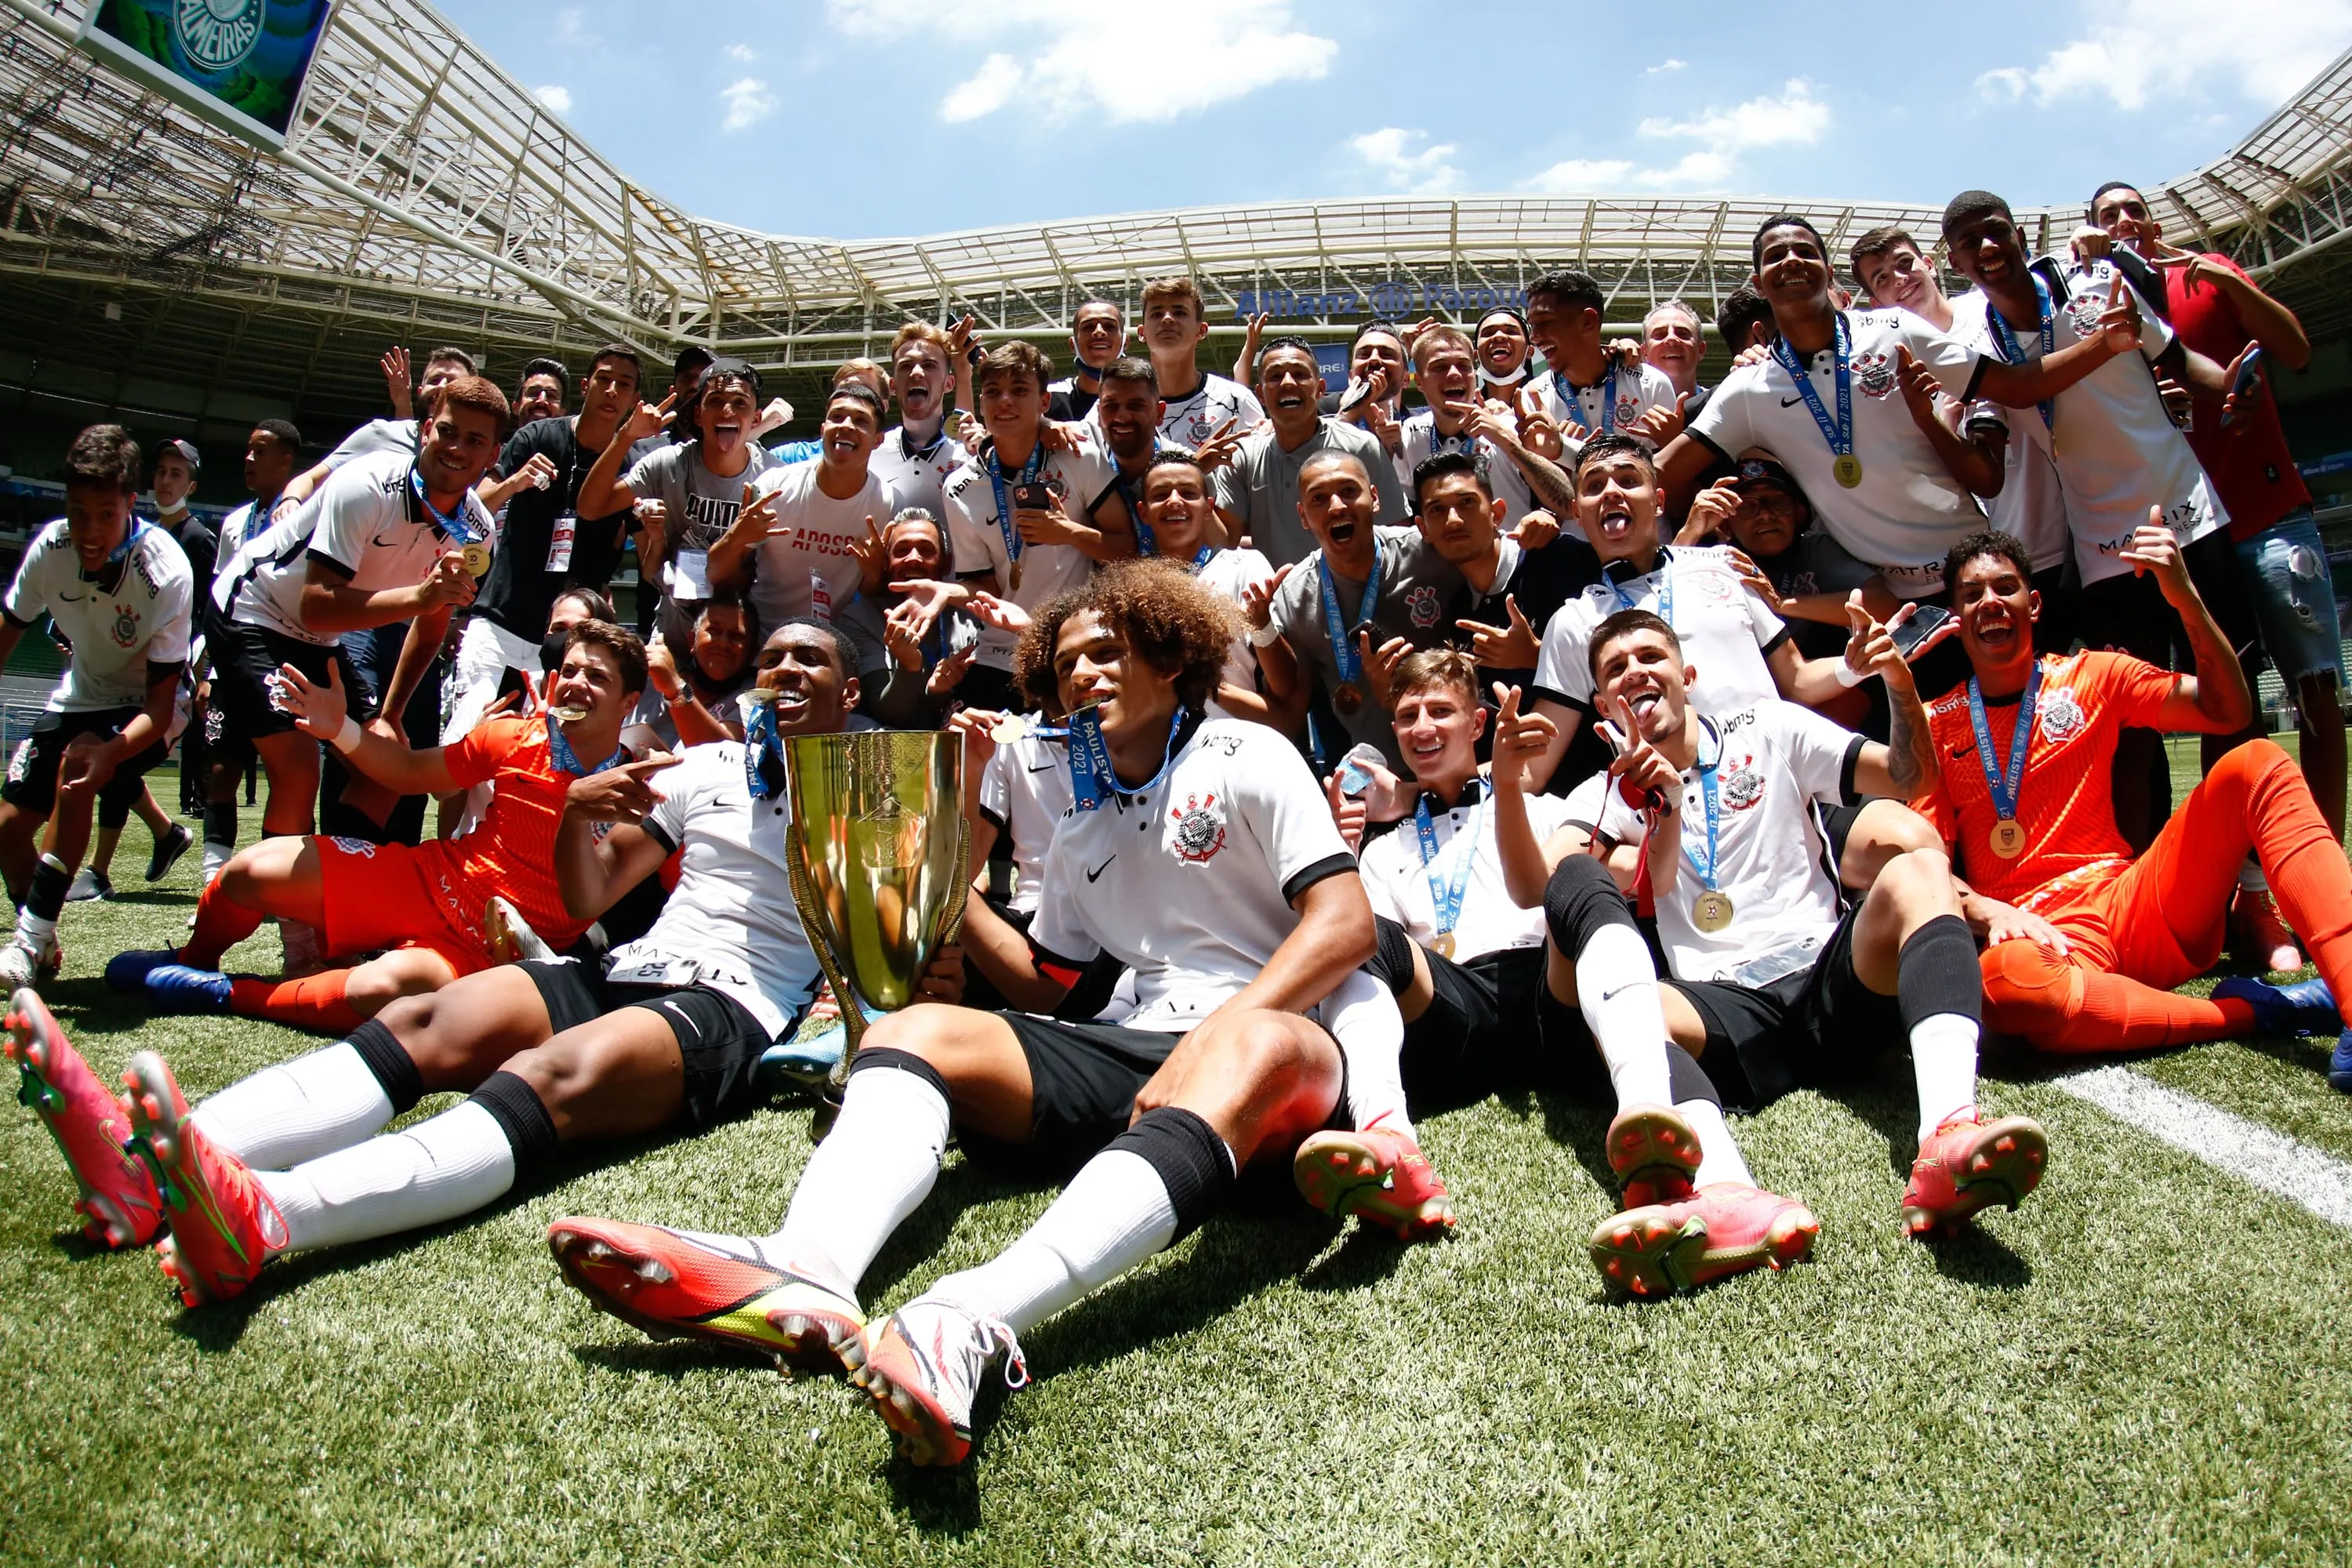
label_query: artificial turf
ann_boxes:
[5,765,2352,1566]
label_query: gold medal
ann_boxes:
[550,705,589,724]
[1990,818,2026,858]
[1334,681,1363,715]
[989,714,1029,746]
[1008,555,1024,593]
[1832,453,1864,488]
[1693,890,1735,932]
[1431,931,1457,959]
[462,542,492,578]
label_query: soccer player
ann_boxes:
[1258,449,1465,768]
[1414,451,1595,695]
[1918,528,2352,1085]
[546,562,1410,1468]
[1474,305,1535,404]
[941,341,1131,709]
[105,617,648,1031]
[579,358,775,648]
[1394,325,1548,535]
[209,376,506,848]
[194,419,302,890]
[720,383,893,656]
[1511,604,2046,1240]
[1523,270,1682,452]
[512,357,568,427]
[1352,649,1808,1292]
[445,345,642,745]
[5,621,927,1297]
[1047,297,1128,423]
[74,437,206,898]
[1657,214,2136,615]
[1134,452,1275,722]
[278,347,477,510]
[871,323,968,522]
[0,426,194,989]
[2090,180,2342,918]
[1215,336,1409,568]
[1138,274,1264,446]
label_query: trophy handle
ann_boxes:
[783,818,871,1082]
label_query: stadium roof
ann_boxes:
[3,0,2350,434]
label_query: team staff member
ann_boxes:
[1047,298,1128,422]
[720,383,895,659]
[512,358,568,426]
[0,426,193,991]
[1214,337,1408,568]
[446,345,642,743]
[551,562,1407,1468]
[209,377,506,855]
[106,618,647,1031]
[841,509,982,728]
[1918,529,2352,1083]
[15,622,942,1305]
[1474,305,1535,404]
[626,592,757,751]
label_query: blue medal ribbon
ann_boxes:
[1985,275,2057,431]
[743,698,785,801]
[1679,718,1725,894]
[1414,787,1485,944]
[1965,659,2041,826]
[985,441,1046,578]
[1554,365,1617,434]
[409,467,481,546]
[545,712,627,778]
[1320,543,1385,691]
[1770,314,1856,468]
[1112,439,1161,557]
[1604,551,1672,626]
[1066,705,1185,812]
[1189,546,1216,572]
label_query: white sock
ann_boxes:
[15,907,55,947]
[2239,860,2270,894]
[201,841,232,886]
[1577,923,1675,1108]
[190,1042,397,1170]
[929,1148,1186,1335]
[767,1065,951,1301]
[258,1099,516,1255]
[1679,1098,1754,1190]
[1910,1013,1981,1142]
[1328,969,1414,1142]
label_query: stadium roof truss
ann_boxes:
[2,0,2350,428]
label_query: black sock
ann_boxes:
[1896,914,1982,1032]
[1367,915,1419,996]
[467,1071,561,1187]
[24,855,71,924]
[345,1018,426,1114]
[202,800,239,850]
[1104,1106,1236,1240]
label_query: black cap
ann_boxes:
[157,437,201,472]
[1733,455,1805,503]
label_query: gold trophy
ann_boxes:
[780,729,969,1084]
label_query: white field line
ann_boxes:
[2052,1065,2352,1229]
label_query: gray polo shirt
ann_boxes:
[1214,416,1410,569]
[1270,524,1463,766]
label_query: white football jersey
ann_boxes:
[869,423,968,523]
[979,724,1076,918]
[1594,700,1861,982]
[1358,785,1581,960]
[1532,546,1787,713]
[1189,545,1272,720]
[1530,360,1680,450]
[1030,717,1357,1033]
[3,521,194,711]
[217,449,500,645]
[1395,413,1536,532]
[1942,292,2070,574]
[1155,372,1264,448]
[631,740,826,1040]
[942,430,1119,671]
[1689,309,1987,599]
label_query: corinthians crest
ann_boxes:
[176,0,263,73]
[1853,350,1897,399]
[1168,791,1227,863]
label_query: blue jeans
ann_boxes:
[2236,508,2345,691]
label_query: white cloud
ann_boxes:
[724,42,758,62]
[532,84,572,115]
[1974,0,2352,110]
[830,0,1337,124]
[554,7,593,47]
[720,78,777,132]
[1346,128,1462,195]
[1647,58,1686,74]
[1526,79,1828,193]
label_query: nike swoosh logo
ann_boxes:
[1086,855,1116,882]
[1779,395,1806,407]
[1599,982,1645,1002]
[1028,760,1059,773]
[371,532,403,547]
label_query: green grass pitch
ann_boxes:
[4,753,2352,1565]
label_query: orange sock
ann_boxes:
[184,877,267,969]
[229,970,365,1036]
[1981,942,2256,1052]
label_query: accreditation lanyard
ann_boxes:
[1678,718,1726,895]
[1771,314,1856,469]
[1965,659,2041,827]
[1604,552,1671,627]
[546,714,626,778]
[1986,275,2057,430]
[985,441,1046,572]
[1067,705,1185,812]
[1556,365,1617,434]
[1321,544,1384,691]
[1414,787,1485,943]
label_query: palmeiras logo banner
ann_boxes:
[78,0,339,149]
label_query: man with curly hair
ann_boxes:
[549,560,1430,1469]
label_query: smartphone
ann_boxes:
[1012,480,1054,511]
[1890,603,1954,659]
[2221,346,2266,429]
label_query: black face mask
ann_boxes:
[539,630,572,674]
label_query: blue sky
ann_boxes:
[439,0,2352,241]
